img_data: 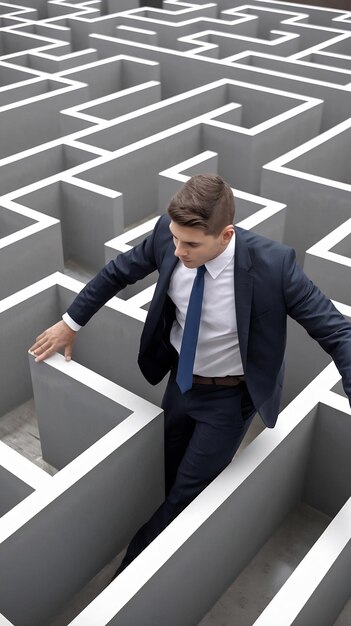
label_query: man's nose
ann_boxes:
[174,242,185,257]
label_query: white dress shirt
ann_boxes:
[168,234,244,377]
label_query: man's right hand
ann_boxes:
[29,320,77,363]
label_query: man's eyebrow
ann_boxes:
[169,224,200,245]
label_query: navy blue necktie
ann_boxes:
[176,265,206,393]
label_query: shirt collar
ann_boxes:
[205,232,235,279]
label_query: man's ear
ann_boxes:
[222,225,234,244]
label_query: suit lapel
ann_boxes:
[155,243,178,302]
[145,241,178,336]
[234,228,253,371]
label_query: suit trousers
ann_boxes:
[117,370,256,574]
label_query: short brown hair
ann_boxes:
[167,174,235,236]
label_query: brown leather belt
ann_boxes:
[192,375,245,386]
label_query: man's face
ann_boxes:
[169,221,233,269]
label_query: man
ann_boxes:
[30,174,351,575]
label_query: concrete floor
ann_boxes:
[199,503,348,626]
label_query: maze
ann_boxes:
[0,0,351,624]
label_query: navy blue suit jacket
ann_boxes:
[67,215,351,428]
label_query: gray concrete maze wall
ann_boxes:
[0,0,351,624]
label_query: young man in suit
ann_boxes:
[30,174,351,574]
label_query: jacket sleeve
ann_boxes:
[66,217,163,326]
[282,247,351,405]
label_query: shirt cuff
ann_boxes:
[62,312,81,332]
